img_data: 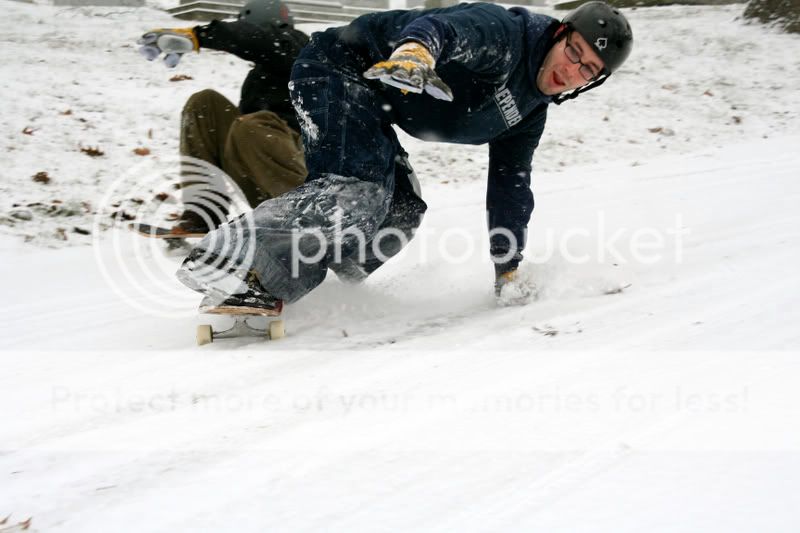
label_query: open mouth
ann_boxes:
[552,70,565,88]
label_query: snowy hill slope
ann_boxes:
[2,135,799,352]
[2,131,799,532]
[1,1,799,246]
[1,1,800,531]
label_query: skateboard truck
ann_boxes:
[197,317,285,346]
[196,299,285,346]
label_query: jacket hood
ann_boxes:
[509,8,560,101]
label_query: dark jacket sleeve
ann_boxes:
[193,20,308,73]
[396,3,520,78]
[486,104,548,266]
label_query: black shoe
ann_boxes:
[172,210,212,235]
[178,249,282,311]
[199,270,283,314]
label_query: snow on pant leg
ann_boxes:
[221,111,307,207]
[179,175,391,303]
[177,57,397,304]
[331,151,428,282]
[179,89,241,220]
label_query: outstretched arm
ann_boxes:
[194,19,308,73]
[137,19,308,71]
[487,104,548,295]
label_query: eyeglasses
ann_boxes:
[564,32,602,83]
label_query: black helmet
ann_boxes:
[238,0,294,28]
[563,1,633,74]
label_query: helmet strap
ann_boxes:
[552,73,609,105]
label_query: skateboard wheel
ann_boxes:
[269,320,285,340]
[197,325,213,346]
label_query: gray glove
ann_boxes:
[137,28,199,68]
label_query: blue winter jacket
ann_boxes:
[313,2,559,263]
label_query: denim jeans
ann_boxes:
[177,45,427,304]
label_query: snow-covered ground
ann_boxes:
[1,1,800,531]
[2,1,798,247]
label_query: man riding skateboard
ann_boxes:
[176,1,634,316]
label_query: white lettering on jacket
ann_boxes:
[494,85,522,128]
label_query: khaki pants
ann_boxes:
[179,89,307,208]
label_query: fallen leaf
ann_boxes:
[703,89,714,96]
[648,127,663,133]
[732,116,742,124]
[110,210,135,221]
[133,147,151,156]
[80,145,104,157]
[22,127,34,135]
[60,109,73,116]
[170,74,193,82]
[604,283,632,295]
[154,192,170,202]
[32,171,51,184]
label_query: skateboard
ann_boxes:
[128,222,206,251]
[196,297,286,346]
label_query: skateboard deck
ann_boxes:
[129,222,205,252]
[196,297,285,345]
[128,222,207,239]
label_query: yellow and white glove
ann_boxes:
[495,268,518,298]
[363,42,454,102]
[137,28,199,68]
[494,261,537,305]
